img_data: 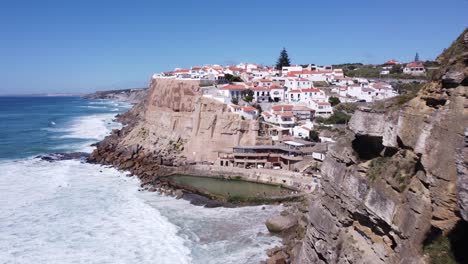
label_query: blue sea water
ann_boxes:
[0,96,281,264]
[0,96,128,159]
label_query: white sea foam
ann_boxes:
[0,159,192,264]
[140,194,282,264]
[0,100,282,264]
[59,114,120,141]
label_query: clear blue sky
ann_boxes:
[0,0,466,94]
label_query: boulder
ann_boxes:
[266,215,298,233]
[266,251,287,264]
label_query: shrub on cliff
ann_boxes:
[225,74,243,83]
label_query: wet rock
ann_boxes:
[266,250,287,264]
[36,152,90,162]
[174,189,184,199]
[266,215,298,233]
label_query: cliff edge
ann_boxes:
[295,29,468,264]
[89,77,259,183]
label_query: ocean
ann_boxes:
[0,96,281,264]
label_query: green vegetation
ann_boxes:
[334,102,358,114]
[367,157,390,181]
[313,81,329,87]
[243,89,254,102]
[424,235,457,264]
[337,63,427,79]
[224,74,243,83]
[308,130,320,142]
[315,110,351,124]
[328,96,341,106]
[394,82,424,106]
[276,48,291,70]
[231,97,239,105]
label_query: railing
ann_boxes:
[234,159,268,163]
[280,154,303,161]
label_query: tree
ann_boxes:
[308,130,320,142]
[225,74,243,83]
[390,64,402,74]
[276,48,291,70]
[414,52,420,62]
[231,97,239,105]
[243,89,254,102]
[328,96,341,106]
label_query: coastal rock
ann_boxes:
[37,152,90,162]
[295,29,468,264]
[266,251,288,264]
[82,88,148,104]
[266,215,298,233]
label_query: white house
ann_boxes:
[284,78,312,91]
[309,100,333,117]
[251,86,271,102]
[270,85,285,102]
[301,88,328,102]
[281,65,303,75]
[219,83,248,100]
[271,104,315,121]
[262,111,296,129]
[228,105,258,120]
[403,62,426,76]
[293,122,314,139]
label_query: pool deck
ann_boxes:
[158,164,319,193]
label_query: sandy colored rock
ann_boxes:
[266,215,298,233]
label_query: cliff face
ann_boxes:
[296,30,468,264]
[83,88,148,104]
[89,77,259,180]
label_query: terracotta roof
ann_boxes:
[301,88,321,93]
[174,69,190,73]
[289,89,301,93]
[251,86,270,91]
[230,105,256,112]
[262,111,272,117]
[220,84,247,91]
[272,105,294,111]
[270,85,283,89]
[384,59,400,65]
[278,112,294,117]
[406,61,424,68]
[258,78,272,82]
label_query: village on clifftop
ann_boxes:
[150,58,427,175]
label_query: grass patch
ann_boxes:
[424,234,457,264]
[315,110,351,124]
[367,157,389,181]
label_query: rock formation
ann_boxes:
[88,77,259,182]
[294,29,468,263]
[83,88,148,104]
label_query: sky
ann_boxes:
[0,0,467,95]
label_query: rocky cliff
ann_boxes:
[89,77,259,182]
[295,29,468,264]
[83,88,148,104]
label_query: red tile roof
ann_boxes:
[272,105,294,111]
[406,62,424,68]
[220,84,247,91]
[301,88,321,93]
[278,112,294,117]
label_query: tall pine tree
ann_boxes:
[414,52,420,62]
[276,48,291,70]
